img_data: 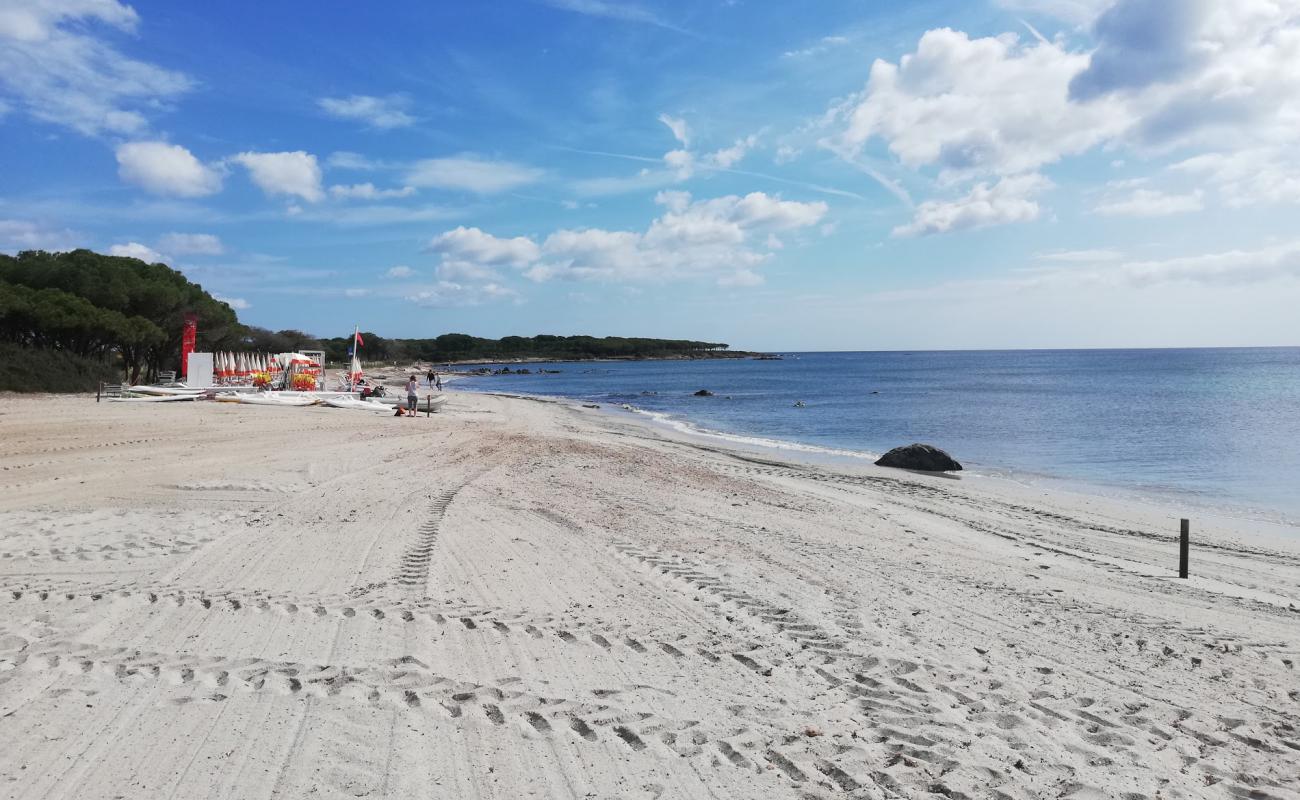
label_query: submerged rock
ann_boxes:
[693,389,714,396]
[874,443,962,472]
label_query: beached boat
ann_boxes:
[234,392,318,407]
[124,386,207,396]
[371,394,447,411]
[110,393,203,403]
[320,396,392,413]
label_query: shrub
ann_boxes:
[0,343,121,393]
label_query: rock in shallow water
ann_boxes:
[875,443,962,472]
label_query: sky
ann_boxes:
[2,0,1299,351]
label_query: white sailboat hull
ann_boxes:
[321,397,392,413]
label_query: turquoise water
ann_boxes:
[455,348,1300,521]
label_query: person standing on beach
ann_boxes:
[406,375,419,416]
[426,368,436,388]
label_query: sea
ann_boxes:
[453,348,1300,525]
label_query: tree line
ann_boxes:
[1,249,241,385]
[0,249,741,391]
[316,333,737,364]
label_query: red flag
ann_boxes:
[355,331,365,347]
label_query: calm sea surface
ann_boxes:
[454,348,1300,522]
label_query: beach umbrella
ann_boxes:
[348,326,364,385]
[237,352,248,377]
[349,350,363,384]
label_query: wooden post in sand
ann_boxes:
[425,395,431,417]
[1179,518,1190,578]
[97,382,102,403]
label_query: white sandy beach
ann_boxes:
[0,390,1297,799]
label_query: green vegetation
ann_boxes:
[0,249,241,390]
[317,333,738,364]
[0,248,742,392]
[0,342,121,393]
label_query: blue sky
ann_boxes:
[2,0,1299,350]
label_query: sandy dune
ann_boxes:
[0,391,1297,799]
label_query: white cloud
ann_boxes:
[660,116,759,173]
[0,1,139,41]
[538,0,689,34]
[116,142,223,197]
[893,173,1050,237]
[819,5,1300,231]
[706,134,758,169]
[0,219,80,252]
[832,28,1128,180]
[658,113,689,147]
[717,269,764,287]
[774,145,801,164]
[824,28,1125,181]
[0,0,190,136]
[405,155,543,194]
[158,232,223,255]
[425,226,541,267]
[421,191,825,287]
[1094,187,1204,217]
[830,5,1300,172]
[284,204,458,226]
[1009,241,1300,289]
[663,148,694,180]
[318,94,414,129]
[552,191,825,283]
[108,241,163,262]
[343,288,370,298]
[214,295,250,310]
[1174,149,1300,208]
[326,151,386,170]
[1035,248,1124,262]
[405,281,519,308]
[328,183,416,200]
[232,151,324,203]
[1111,241,1300,287]
[783,34,850,59]
[437,260,504,283]
[385,265,416,279]
[966,240,1300,292]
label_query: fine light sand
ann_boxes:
[0,391,1297,799]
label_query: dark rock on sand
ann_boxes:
[874,443,962,472]
[693,389,714,396]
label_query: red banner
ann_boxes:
[181,313,198,378]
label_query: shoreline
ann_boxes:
[453,384,1300,537]
[1,391,1296,798]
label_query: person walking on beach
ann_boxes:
[406,375,419,416]
[426,368,436,388]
